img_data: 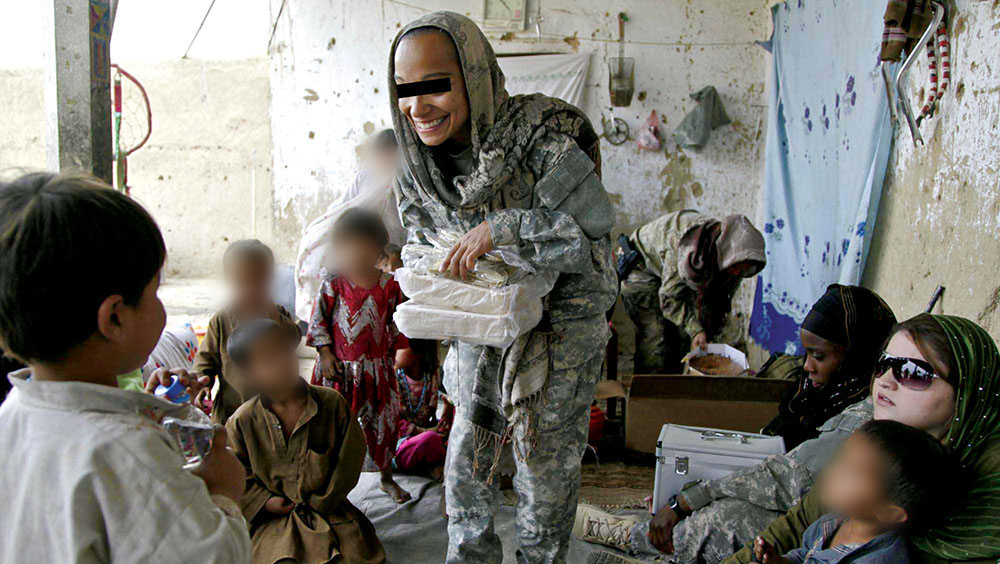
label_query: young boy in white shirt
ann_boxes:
[0,172,252,563]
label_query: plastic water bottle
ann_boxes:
[155,376,215,469]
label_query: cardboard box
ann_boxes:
[625,374,796,454]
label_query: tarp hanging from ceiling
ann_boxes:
[749,0,894,355]
[497,52,590,108]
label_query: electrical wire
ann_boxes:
[182,0,219,59]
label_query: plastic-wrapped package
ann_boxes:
[396,228,555,348]
[422,229,535,273]
[401,228,539,288]
[401,244,514,288]
[393,299,543,349]
[396,267,556,315]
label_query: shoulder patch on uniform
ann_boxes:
[534,147,595,210]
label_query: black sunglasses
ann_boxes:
[875,352,940,391]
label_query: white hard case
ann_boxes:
[652,424,785,514]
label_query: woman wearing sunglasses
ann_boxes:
[724,313,1000,564]
[577,286,896,563]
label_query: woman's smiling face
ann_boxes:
[394,30,471,147]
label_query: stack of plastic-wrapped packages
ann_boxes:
[393,230,557,349]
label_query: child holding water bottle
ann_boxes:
[0,172,250,563]
[306,208,412,503]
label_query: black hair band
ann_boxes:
[396,77,451,98]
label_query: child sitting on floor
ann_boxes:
[225,319,385,564]
[393,339,451,482]
[753,420,958,564]
[307,208,412,502]
[194,239,300,425]
[0,172,250,562]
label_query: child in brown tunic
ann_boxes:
[194,239,301,424]
[225,318,385,564]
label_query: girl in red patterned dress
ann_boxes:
[306,208,411,502]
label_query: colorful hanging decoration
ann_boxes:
[917,21,950,126]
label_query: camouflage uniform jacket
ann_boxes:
[679,398,873,513]
[395,129,618,326]
[628,210,713,338]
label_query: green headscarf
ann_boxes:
[912,315,1000,559]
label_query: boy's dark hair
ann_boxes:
[858,419,959,532]
[0,172,166,363]
[331,208,389,248]
[384,243,402,258]
[223,239,274,270]
[226,318,286,369]
[374,129,398,152]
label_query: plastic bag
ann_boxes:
[393,300,543,349]
[636,110,661,151]
[422,228,536,274]
[395,267,557,315]
[397,228,554,347]
[673,86,732,149]
[402,228,537,288]
[401,244,514,287]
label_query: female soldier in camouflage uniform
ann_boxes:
[620,210,766,374]
[389,11,618,564]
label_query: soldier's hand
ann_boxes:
[648,507,681,554]
[691,331,708,352]
[442,221,494,280]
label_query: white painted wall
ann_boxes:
[267,0,771,238]
[266,0,772,347]
[863,1,1000,338]
[0,0,275,277]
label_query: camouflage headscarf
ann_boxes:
[388,11,599,215]
[912,315,1000,560]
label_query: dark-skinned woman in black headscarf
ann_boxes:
[761,284,897,450]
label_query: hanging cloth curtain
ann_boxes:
[748,0,894,354]
[496,53,590,109]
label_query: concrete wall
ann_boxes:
[118,59,275,278]
[863,1,1000,337]
[0,0,274,278]
[267,0,771,345]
